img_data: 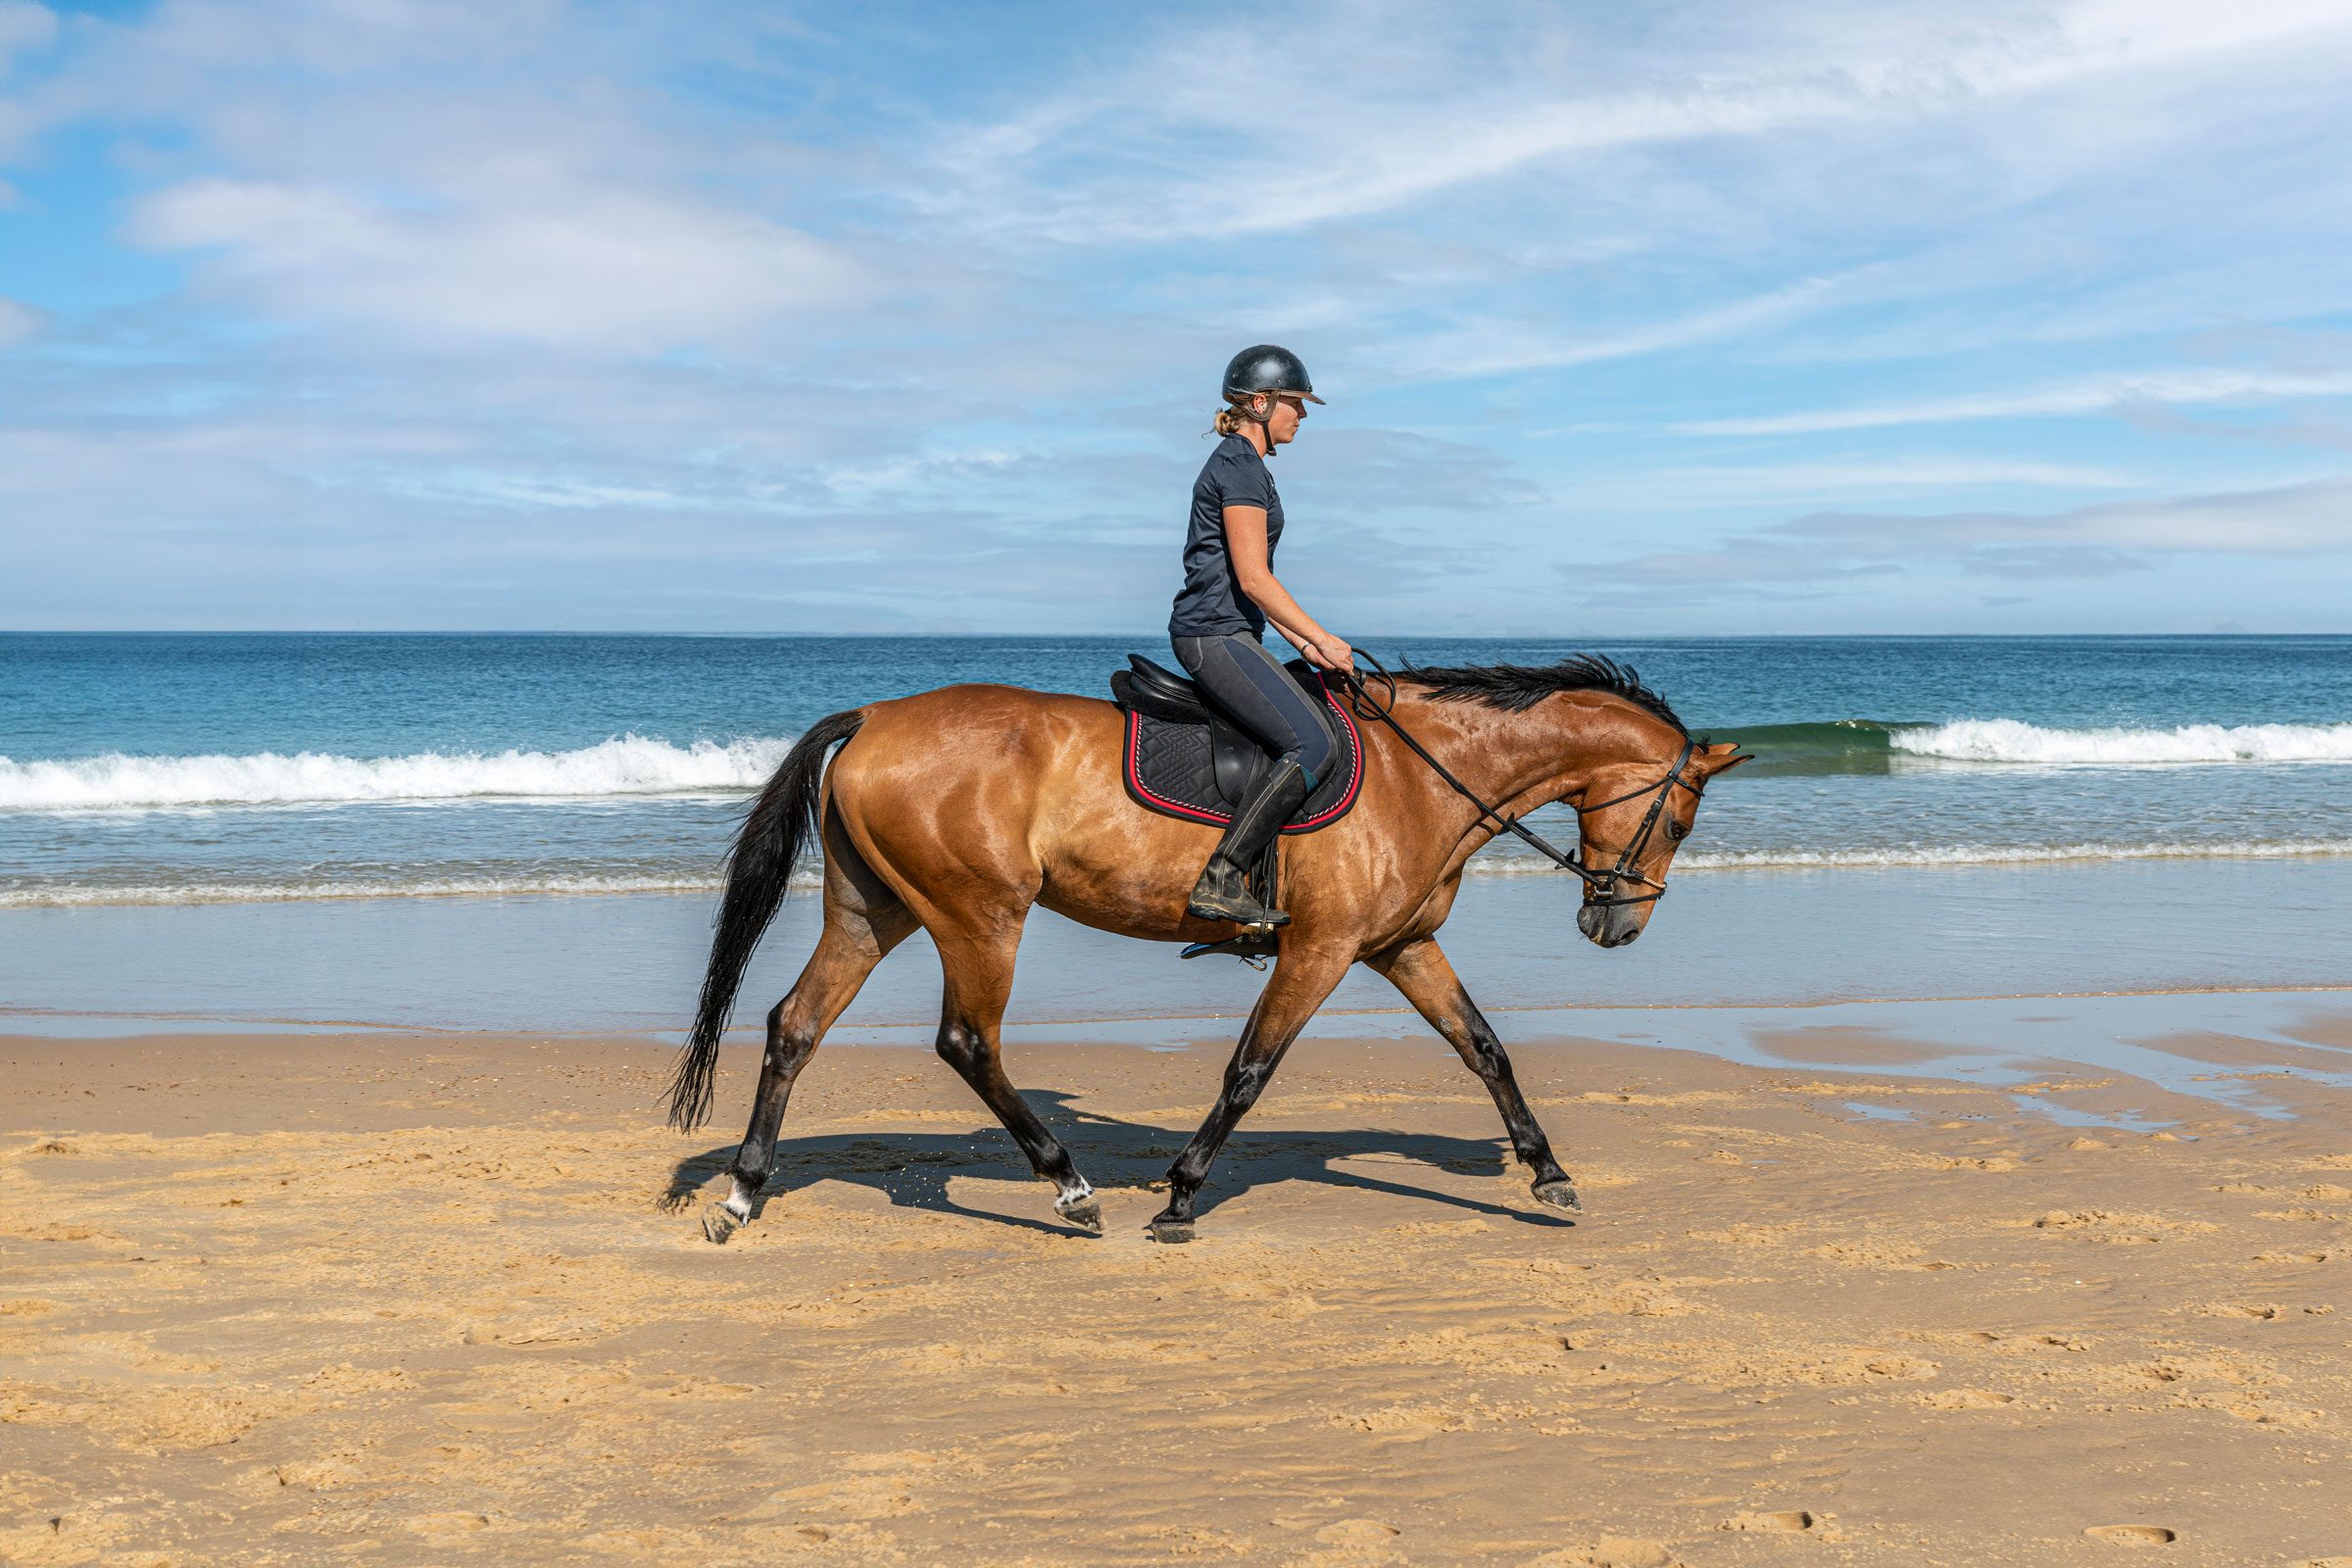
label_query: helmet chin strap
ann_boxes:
[1251,393,1278,458]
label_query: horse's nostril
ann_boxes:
[1615,926,1641,947]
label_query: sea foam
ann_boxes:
[1890,718,2352,765]
[0,872,741,907]
[0,734,794,811]
[11,838,2352,907]
[1466,838,2352,874]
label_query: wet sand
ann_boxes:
[4,1027,2351,1566]
[11,856,2352,1037]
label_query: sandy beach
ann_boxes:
[6,1022,2349,1566]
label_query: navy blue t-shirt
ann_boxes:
[1169,434,1283,638]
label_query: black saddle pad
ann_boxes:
[1111,657,1364,834]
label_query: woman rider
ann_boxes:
[1170,345,1352,929]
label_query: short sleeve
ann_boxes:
[1213,449,1275,513]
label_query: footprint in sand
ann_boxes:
[1919,1389,2016,1409]
[2198,1301,2331,1320]
[2084,1525,2177,1545]
[1721,1509,1818,1533]
[1315,1519,1401,1545]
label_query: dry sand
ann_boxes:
[4,1024,2350,1566]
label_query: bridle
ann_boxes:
[1341,655,1702,909]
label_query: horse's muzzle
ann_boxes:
[1578,902,1642,948]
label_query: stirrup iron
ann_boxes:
[1181,923,1278,967]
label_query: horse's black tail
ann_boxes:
[665,709,865,1131]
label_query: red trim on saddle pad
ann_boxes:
[1121,682,1364,834]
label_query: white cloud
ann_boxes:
[1572,472,2352,599]
[929,0,2352,245]
[1668,369,2352,436]
[1615,457,2138,504]
[1787,472,2352,558]
[2050,0,2352,76]
[1389,276,1846,384]
[0,295,43,345]
[129,176,865,354]
[0,1,54,76]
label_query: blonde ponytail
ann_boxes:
[1212,405,1245,437]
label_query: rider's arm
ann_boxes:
[1224,505,1352,670]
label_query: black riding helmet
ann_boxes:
[1223,344,1324,405]
[1222,345,1323,458]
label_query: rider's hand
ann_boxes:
[1306,633,1354,672]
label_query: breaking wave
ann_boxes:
[1889,718,2352,765]
[0,735,793,811]
[10,713,2349,814]
[1726,717,2352,774]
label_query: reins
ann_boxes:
[1339,654,1700,908]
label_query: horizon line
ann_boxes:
[5,629,2347,641]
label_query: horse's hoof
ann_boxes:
[1148,1216,1196,1245]
[701,1200,744,1245]
[1532,1178,1583,1213]
[1057,1195,1102,1233]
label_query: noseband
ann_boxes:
[1565,738,1701,906]
[1344,658,1701,909]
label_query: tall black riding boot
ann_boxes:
[1187,760,1312,926]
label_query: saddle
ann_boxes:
[1110,654,1365,965]
[1110,655,1364,834]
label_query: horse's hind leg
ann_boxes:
[931,929,1102,1232]
[1368,937,1577,1212]
[705,862,915,1244]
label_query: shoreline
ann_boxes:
[10,833,2352,910]
[12,986,2352,1132]
[11,979,2352,1036]
[7,858,2352,1042]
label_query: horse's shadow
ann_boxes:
[659,1089,1574,1236]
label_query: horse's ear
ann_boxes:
[1696,742,1752,777]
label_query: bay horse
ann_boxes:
[669,655,1746,1244]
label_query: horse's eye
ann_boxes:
[1666,818,1689,842]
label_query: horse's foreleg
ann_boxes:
[1367,936,1577,1212]
[704,909,907,1245]
[1151,943,1352,1244]
[931,931,1102,1232]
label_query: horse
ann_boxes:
[667,654,1746,1244]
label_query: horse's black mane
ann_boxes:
[1397,654,1687,735]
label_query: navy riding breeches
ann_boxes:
[1171,633,1339,789]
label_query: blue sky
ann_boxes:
[3,0,2350,634]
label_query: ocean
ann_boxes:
[4,633,2350,1046]
[4,633,2349,906]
